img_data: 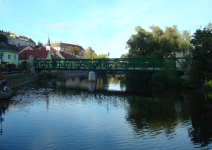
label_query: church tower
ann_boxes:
[46,36,52,59]
[46,36,51,52]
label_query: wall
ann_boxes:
[5,74,38,89]
[1,51,19,65]
[7,37,35,47]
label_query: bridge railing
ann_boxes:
[33,58,185,72]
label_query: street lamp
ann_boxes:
[108,52,110,58]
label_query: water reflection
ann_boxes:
[2,76,212,149]
[0,100,9,135]
[88,81,97,92]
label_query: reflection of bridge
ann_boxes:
[34,58,185,72]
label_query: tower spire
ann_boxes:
[47,35,50,46]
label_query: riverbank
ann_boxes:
[0,73,39,100]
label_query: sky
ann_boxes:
[0,0,211,58]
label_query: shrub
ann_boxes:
[7,64,16,69]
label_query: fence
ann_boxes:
[1,69,32,79]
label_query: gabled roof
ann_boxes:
[19,45,38,53]
[29,38,36,44]
[51,47,57,52]
[19,35,28,39]
[5,44,21,52]
[0,43,19,53]
[19,50,49,59]
[60,51,78,59]
[65,43,84,51]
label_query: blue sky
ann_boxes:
[0,0,211,58]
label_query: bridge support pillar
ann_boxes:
[88,71,97,81]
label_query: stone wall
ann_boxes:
[46,70,87,77]
[3,74,38,90]
[7,37,35,47]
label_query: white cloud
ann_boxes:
[46,23,80,30]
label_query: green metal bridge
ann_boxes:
[34,58,185,72]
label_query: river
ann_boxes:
[0,74,212,150]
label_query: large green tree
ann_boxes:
[84,47,97,59]
[190,24,212,82]
[0,33,8,44]
[126,25,192,58]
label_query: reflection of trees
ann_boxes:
[185,91,212,148]
[125,87,188,139]
[125,96,182,138]
[12,77,212,148]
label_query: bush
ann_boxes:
[7,64,16,69]
[150,70,183,87]
[16,64,25,69]
[150,71,166,86]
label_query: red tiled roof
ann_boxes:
[19,50,49,59]
[19,35,28,39]
[51,47,57,52]
[64,43,84,51]
[60,51,78,59]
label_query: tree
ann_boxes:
[35,40,43,48]
[98,54,108,59]
[84,47,97,59]
[67,46,81,55]
[125,25,192,58]
[181,30,191,41]
[206,22,212,30]
[190,25,212,82]
[126,26,154,57]
[120,54,128,58]
[0,33,8,44]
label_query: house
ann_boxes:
[0,30,36,47]
[19,45,38,53]
[45,41,67,51]
[0,43,19,65]
[19,50,52,63]
[64,43,85,57]
[64,43,84,51]
[60,51,80,59]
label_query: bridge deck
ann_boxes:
[34,58,185,72]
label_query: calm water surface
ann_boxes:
[0,75,212,150]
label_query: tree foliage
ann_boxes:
[190,24,212,82]
[67,46,81,55]
[0,33,8,44]
[98,54,108,59]
[84,47,97,59]
[35,40,43,48]
[126,25,192,58]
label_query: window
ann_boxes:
[14,55,16,60]
[8,54,11,60]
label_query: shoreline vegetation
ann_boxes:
[119,23,212,91]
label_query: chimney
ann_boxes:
[77,44,79,46]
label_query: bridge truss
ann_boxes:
[34,58,185,72]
